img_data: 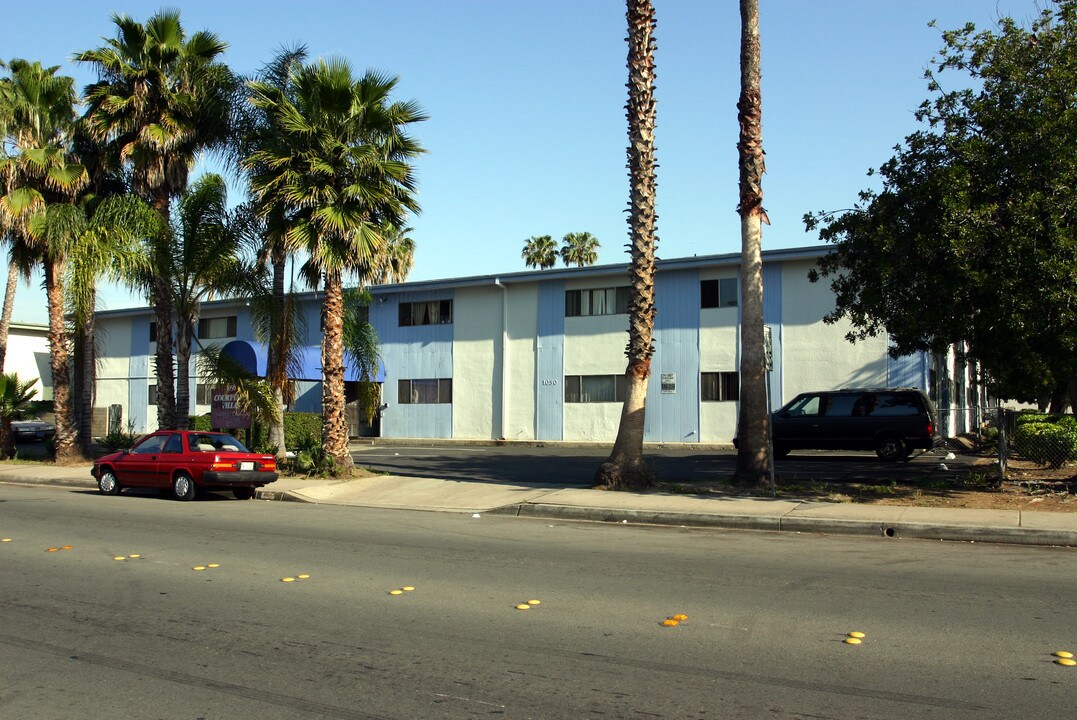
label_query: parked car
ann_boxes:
[91,430,278,500]
[11,420,55,442]
[767,387,940,461]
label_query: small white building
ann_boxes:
[91,245,980,441]
[2,322,51,402]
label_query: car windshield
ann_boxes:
[189,433,250,453]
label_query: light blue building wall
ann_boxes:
[645,269,701,442]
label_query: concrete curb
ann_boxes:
[488,502,1077,547]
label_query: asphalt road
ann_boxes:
[2,483,1074,719]
[351,443,975,486]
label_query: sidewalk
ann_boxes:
[3,461,1076,547]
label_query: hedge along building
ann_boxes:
[90,245,981,441]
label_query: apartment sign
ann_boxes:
[210,385,251,429]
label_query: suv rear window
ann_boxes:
[872,392,922,416]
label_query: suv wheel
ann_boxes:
[876,435,908,462]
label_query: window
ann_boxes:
[162,434,183,454]
[197,316,238,339]
[196,384,214,405]
[701,278,738,308]
[784,394,824,417]
[398,378,453,404]
[701,372,740,402]
[565,287,630,317]
[148,384,157,406]
[149,321,157,342]
[130,434,166,455]
[564,374,628,403]
[399,300,452,326]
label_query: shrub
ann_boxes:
[1011,420,1077,468]
[188,412,323,453]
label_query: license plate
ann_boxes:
[239,461,255,471]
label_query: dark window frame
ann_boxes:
[565,286,631,317]
[197,315,238,340]
[701,371,740,402]
[397,378,453,404]
[399,299,453,327]
[701,278,739,309]
[563,374,629,403]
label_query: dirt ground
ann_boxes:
[658,455,1077,513]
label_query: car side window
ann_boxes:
[786,394,824,417]
[873,393,921,416]
[827,394,864,417]
[162,434,183,454]
[130,435,164,455]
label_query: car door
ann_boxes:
[818,392,872,450]
[113,433,167,486]
[147,433,185,488]
[773,393,827,448]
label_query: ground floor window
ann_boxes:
[701,372,739,401]
[564,374,628,403]
[398,378,452,404]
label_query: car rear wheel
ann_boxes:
[876,435,908,462]
[97,470,121,495]
[232,487,256,500]
[172,472,197,501]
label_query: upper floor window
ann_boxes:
[149,321,157,342]
[565,287,630,317]
[564,374,628,403]
[701,372,739,402]
[198,316,237,339]
[400,300,452,326]
[701,278,738,308]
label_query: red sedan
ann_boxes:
[92,430,279,501]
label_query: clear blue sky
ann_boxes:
[2,0,1044,325]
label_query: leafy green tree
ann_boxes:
[76,10,236,430]
[595,0,659,491]
[373,221,416,284]
[805,2,1077,412]
[0,372,37,459]
[733,0,771,487]
[246,58,425,468]
[559,231,600,267]
[522,235,557,269]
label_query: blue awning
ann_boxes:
[220,340,267,377]
[219,341,383,383]
[295,345,386,383]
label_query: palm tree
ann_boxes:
[170,174,255,430]
[373,221,416,284]
[560,231,601,267]
[0,372,38,459]
[733,0,771,487]
[246,58,425,468]
[76,10,236,431]
[231,45,308,460]
[595,0,659,491]
[522,235,557,269]
[0,60,87,462]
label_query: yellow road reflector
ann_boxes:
[128,554,141,559]
[844,637,862,645]
[515,604,532,610]
[297,574,310,579]
[192,566,206,571]
[113,556,126,561]
[1056,658,1076,667]
[281,577,296,583]
[401,586,415,591]
[389,589,404,595]
[661,619,680,627]
[672,614,687,621]
[527,599,540,605]
[207,563,220,568]
[47,548,59,552]
[847,632,866,638]
[1053,651,1074,659]
[61,545,73,550]
[2,538,13,542]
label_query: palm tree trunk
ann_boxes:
[175,312,193,430]
[0,260,18,372]
[595,0,659,491]
[266,255,287,459]
[151,193,177,430]
[77,305,97,456]
[44,258,78,462]
[733,0,771,487]
[321,269,353,468]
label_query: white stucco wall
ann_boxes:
[504,283,538,441]
[780,259,888,397]
[4,324,51,401]
[452,286,500,439]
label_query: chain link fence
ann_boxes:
[979,408,1077,483]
